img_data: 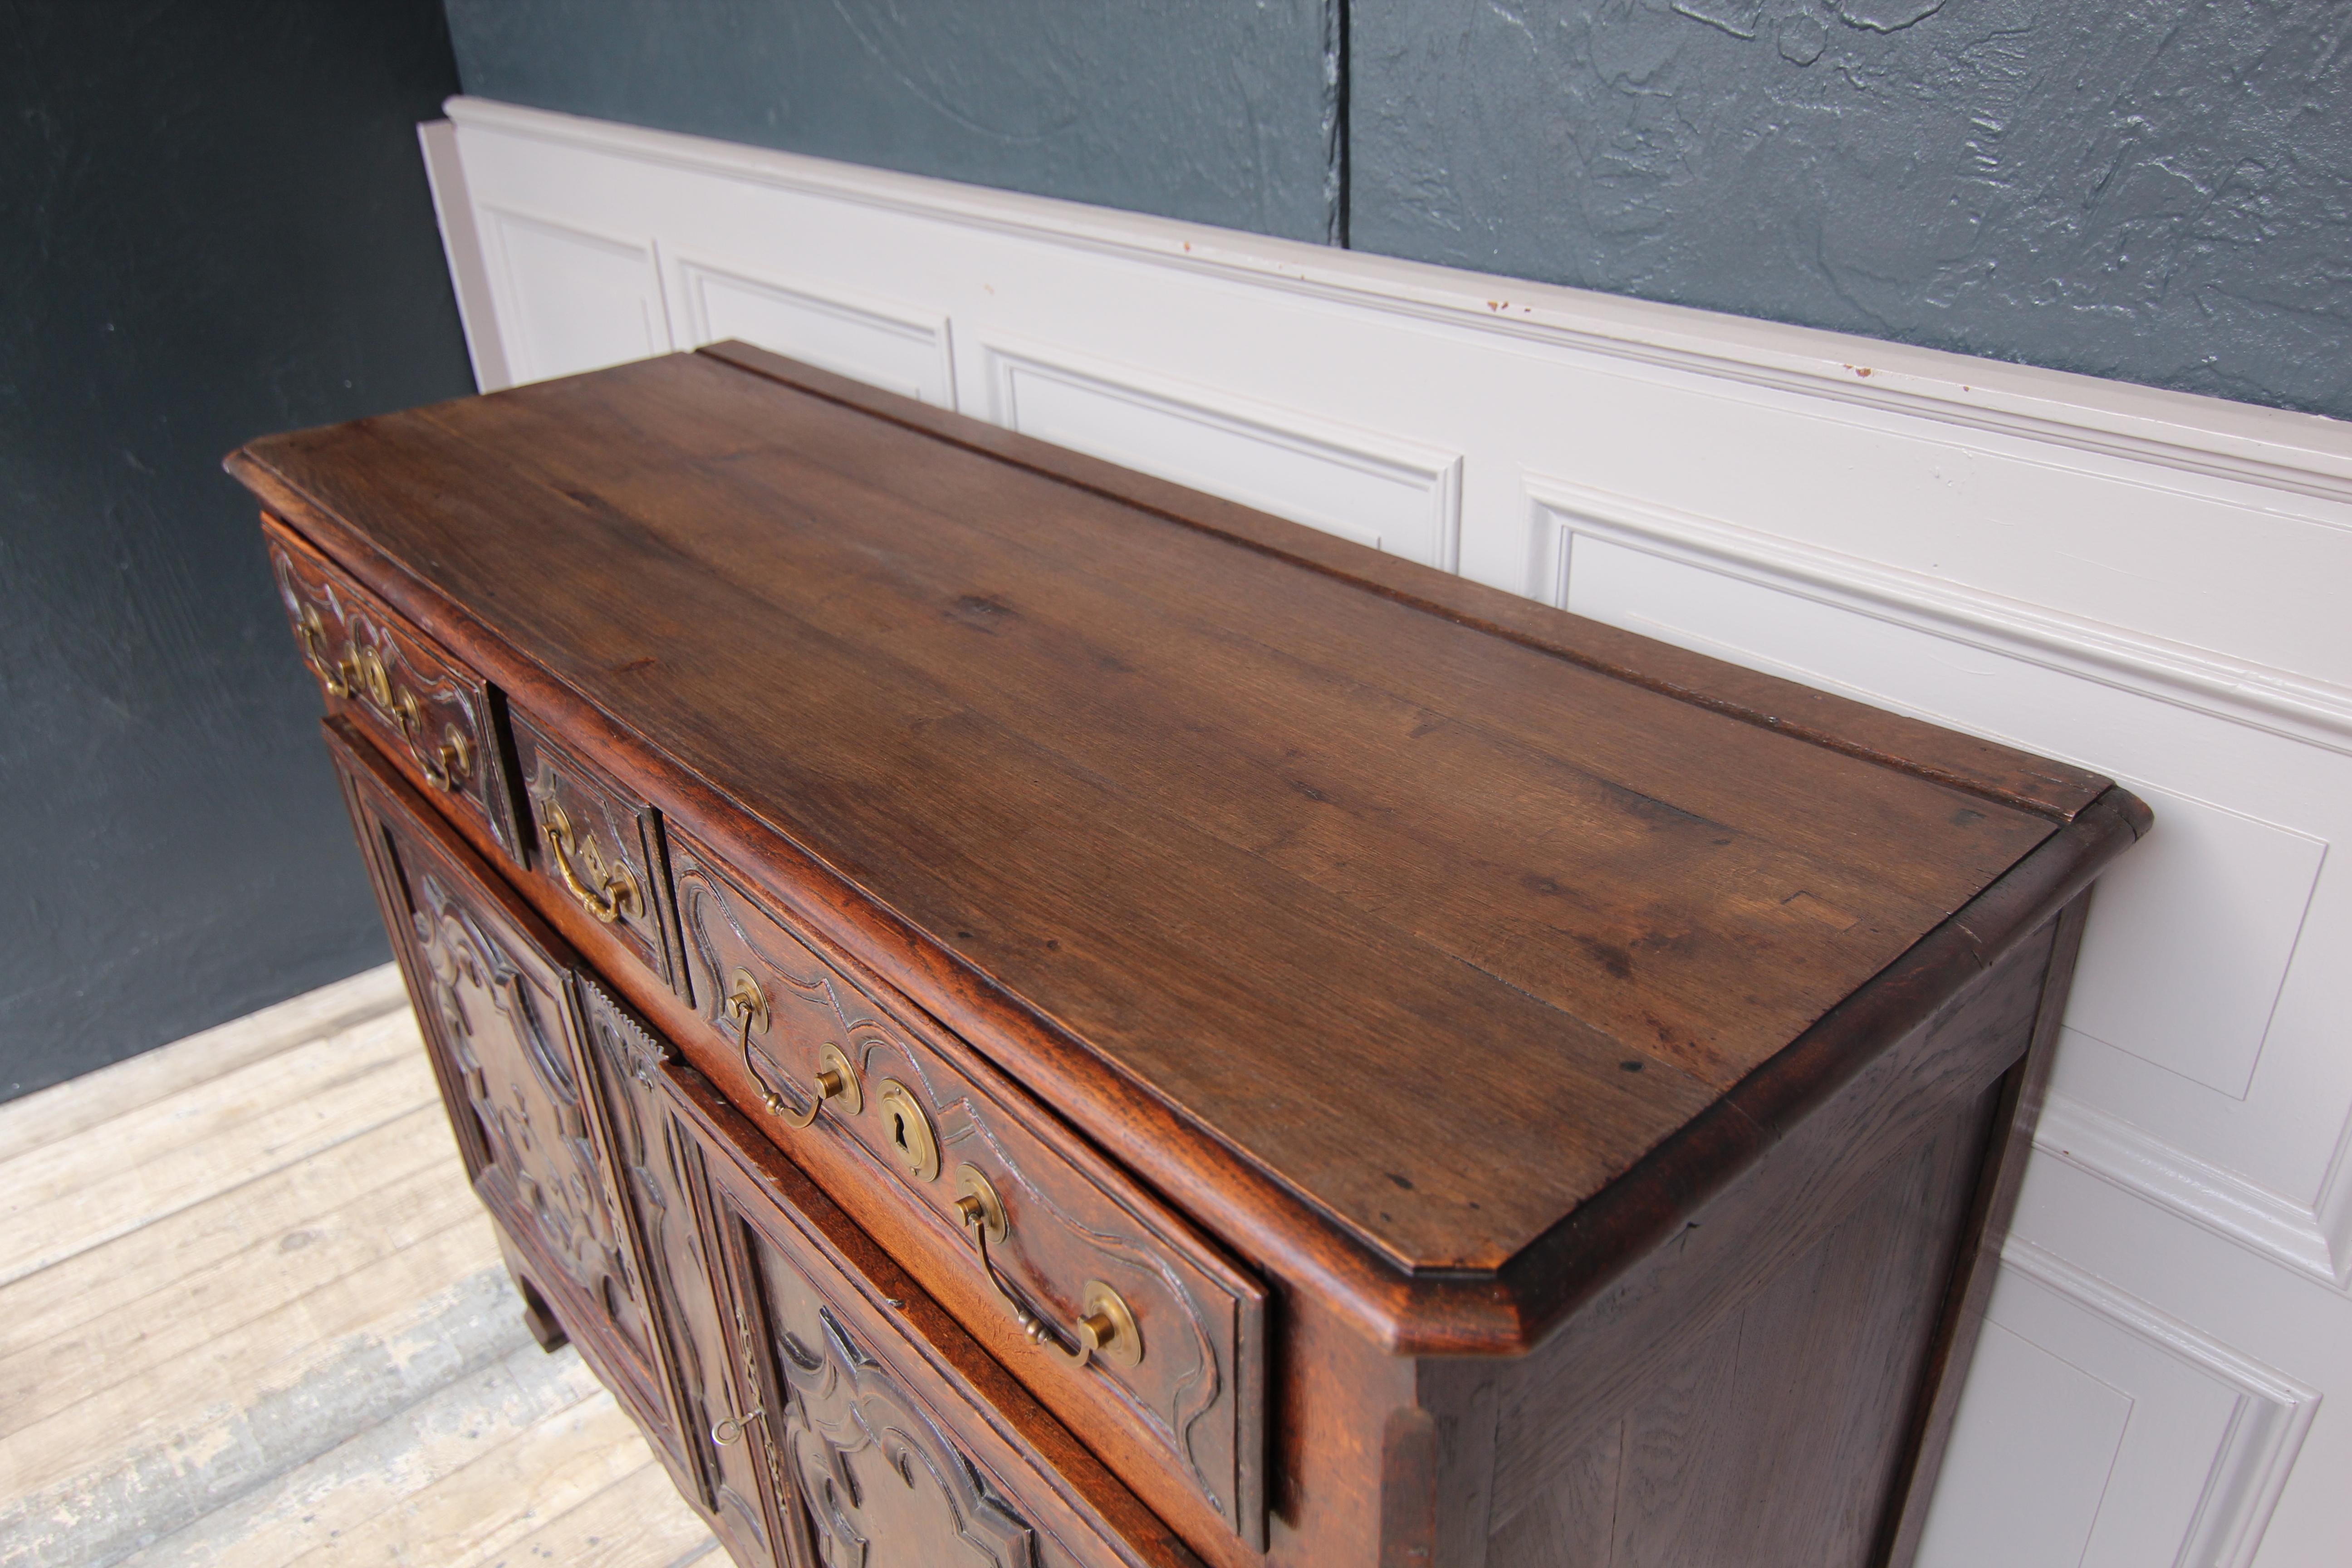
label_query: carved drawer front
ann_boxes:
[575,977,776,1568]
[667,826,1267,1550]
[325,719,673,1455]
[269,515,521,859]
[667,1063,1197,1568]
[512,707,688,1001]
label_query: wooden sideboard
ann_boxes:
[229,342,2146,1568]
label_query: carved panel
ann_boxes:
[336,738,673,1438]
[668,828,1264,1543]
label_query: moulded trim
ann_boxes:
[1526,474,2352,758]
[2035,1092,2349,1294]
[475,202,674,386]
[663,247,957,408]
[442,95,2352,513]
[975,333,1465,571]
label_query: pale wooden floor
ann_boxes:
[0,965,720,1568]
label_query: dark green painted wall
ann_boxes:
[447,0,2352,422]
[444,0,1344,243]
[0,1,476,1099]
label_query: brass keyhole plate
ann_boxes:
[874,1078,939,1182]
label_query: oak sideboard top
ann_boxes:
[229,343,2142,1352]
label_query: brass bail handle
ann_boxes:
[541,799,638,923]
[953,1164,1142,1372]
[724,969,784,1116]
[297,606,353,697]
[723,969,862,1127]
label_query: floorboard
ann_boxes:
[0,965,720,1568]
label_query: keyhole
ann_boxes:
[892,1112,909,1149]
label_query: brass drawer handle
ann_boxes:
[296,607,353,697]
[724,970,862,1127]
[389,688,469,791]
[541,799,639,923]
[955,1164,1142,1372]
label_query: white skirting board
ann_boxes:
[420,96,2352,1567]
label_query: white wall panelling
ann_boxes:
[426,98,2352,1565]
[1915,1242,2316,1568]
[479,206,671,385]
[667,251,956,406]
[975,337,1465,568]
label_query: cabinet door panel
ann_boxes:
[327,718,674,1457]
[576,974,779,1567]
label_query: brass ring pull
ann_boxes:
[297,607,352,697]
[725,969,790,1117]
[953,1164,1142,1372]
[774,1041,862,1129]
[711,1405,766,1446]
[541,800,639,923]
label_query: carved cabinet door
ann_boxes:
[328,719,676,1456]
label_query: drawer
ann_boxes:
[666,825,1267,1551]
[512,705,689,1002]
[269,515,522,860]
[665,1054,1201,1568]
[324,717,676,1458]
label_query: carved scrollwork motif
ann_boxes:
[774,1299,1038,1568]
[674,853,1238,1522]
[410,871,642,1350]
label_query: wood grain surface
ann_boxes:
[227,349,2087,1275]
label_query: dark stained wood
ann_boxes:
[1872,892,2091,1568]
[671,1047,1206,1568]
[510,700,690,1000]
[225,348,2097,1296]
[326,715,680,1465]
[698,339,2114,825]
[234,347,2150,1568]
[662,818,1268,1552]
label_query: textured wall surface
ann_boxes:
[1351,0,2352,419]
[443,0,1343,243]
[0,1,475,1099]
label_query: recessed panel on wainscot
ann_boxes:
[1915,1247,2312,1568]
[2062,786,2323,1099]
[487,209,670,384]
[981,342,1464,569]
[671,257,954,406]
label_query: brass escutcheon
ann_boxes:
[1076,1280,1144,1372]
[873,1078,939,1182]
[353,643,392,710]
